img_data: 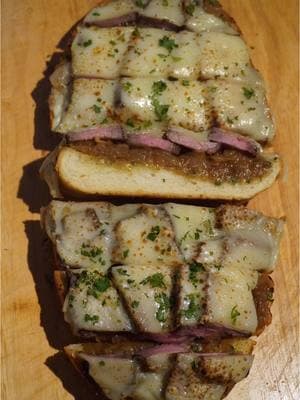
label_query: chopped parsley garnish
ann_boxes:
[242,87,255,99]
[188,261,205,287]
[93,104,101,113]
[82,39,92,47]
[152,80,167,96]
[122,81,133,93]
[132,27,141,38]
[181,80,190,86]
[185,2,196,16]
[151,81,169,121]
[99,360,105,366]
[131,300,140,309]
[230,305,241,325]
[92,12,100,16]
[117,268,129,276]
[152,99,170,121]
[68,294,75,308]
[141,272,166,288]
[183,294,200,320]
[123,249,130,258]
[135,0,148,8]
[159,36,178,54]
[84,314,99,325]
[162,0,169,5]
[226,116,234,124]
[126,118,135,128]
[80,243,106,265]
[194,228,202,240]
[155,292,170,322]
[76,271,110,298]
[147,225,161,241]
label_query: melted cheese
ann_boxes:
[164,203,218,261]
[167,80,211,131]
[64,271,132,333]
[54,203,112,271]
[84,1,137,25]
[205,266,259,333]
[120,79,211,132]
[49,62,72,130]
[121,29,175,78]
[165,354,226,400]
[178,264,208,326]
[56,79,117,134]
[207,80,274,141]
[112,264,173,333]
[132,372,164,400]
[200,354,254,383]
[72,26,133,79]
[140,0,185,26]
[198,32,250,80]
[80,355,137,400]
[170,31,202,79]
[217,205,284,272]
[112,205,182,267]
[185,6,238,35]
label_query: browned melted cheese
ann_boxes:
[69,140,272,184]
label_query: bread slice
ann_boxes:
[52,146,280,201]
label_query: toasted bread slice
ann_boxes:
[51,145,280,200]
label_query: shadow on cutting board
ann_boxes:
[30,21,79,152]
[19,17,102,400]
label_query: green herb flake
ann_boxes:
[152,98,169,121]
[152,80,167,96]
[122,81,133,93]
[132,27,141,38]
[185,3,196,16]
[147,225,161,241]
[135,0,148,8]
[183,294,200,320]
[84,314,99,325]
[123,249,130,258]
[242,87,255,99]
[126,118,135,128]
[158,36,178,54]
[181,80,190,87]
[188,261,205,287]
[131,300,140,309]
[155,292,170,322]
[99,360,105,366]
[230,305,241,325]
[92,12,101,16]
[93,104,101,114]
[117,268,129,276]
[80,243,106,265]
[141,272,166,289]
[82,39,92,47]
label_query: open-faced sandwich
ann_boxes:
[38,1,284,398]
[41,0,280,200]
[41,200,283,399]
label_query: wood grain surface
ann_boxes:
[1,1,299,399]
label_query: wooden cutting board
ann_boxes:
[2,1,299,399]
